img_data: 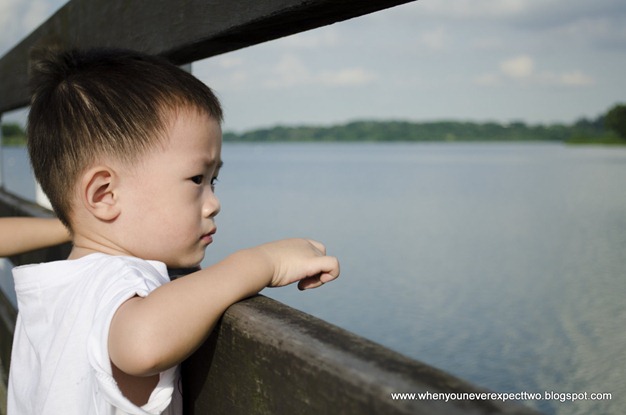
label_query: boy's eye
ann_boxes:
[210,177,219,188]
[190,175,204,185]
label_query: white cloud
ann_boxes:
[215,56,244,69]
[266,54,310,87]
[263,54,377,89]
[194,55,251,91]
[219,70,249,88]
[475,55,595,88]
[418,0,526,19]
[539,70,596,86]
[318,68,377,87]
[558,71,595,86]
[278,29,340,49]
[500,55,535,79]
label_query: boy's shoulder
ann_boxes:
[13,254,172,338]
[13,253,170,293]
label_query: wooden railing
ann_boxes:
[0,1,541,413]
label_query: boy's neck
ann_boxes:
[69,231,132,261]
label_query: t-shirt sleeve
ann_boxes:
[86,258,178,414]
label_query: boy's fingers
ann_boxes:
[298,256,340,290]
[305,240,339,277]
[306,239,326,255]
[298,274,323,290]
[320,267,339,283]
[307,255,339,279]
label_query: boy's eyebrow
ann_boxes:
[197,158,222,170]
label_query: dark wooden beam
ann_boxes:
[0,0,416,113]
[183,295,541,415]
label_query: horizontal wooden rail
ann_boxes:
[0,189,541,414]
[0,0,415,113]
[183,294,540,415]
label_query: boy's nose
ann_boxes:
[203,192,221,218]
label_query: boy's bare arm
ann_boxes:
[0,217,70,257]
[108,239,339,376]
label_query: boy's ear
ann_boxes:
[81,166,121,221]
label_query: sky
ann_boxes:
[1,0,626,132]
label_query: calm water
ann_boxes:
[2,143,625,414]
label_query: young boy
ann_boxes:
[8,48,339,414]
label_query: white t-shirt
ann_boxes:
[8,253,182,415]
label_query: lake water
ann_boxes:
[2,143,625,415]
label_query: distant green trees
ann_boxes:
[224,117,618,144]
[564,103,626,145]
[604,104,626,139]
[3,104,626,146]
[1,123,27,146]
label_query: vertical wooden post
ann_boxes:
[0,114,4,188]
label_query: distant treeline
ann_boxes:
[1,123,27,146]
[224,117,623,144]
[3,110,625,146]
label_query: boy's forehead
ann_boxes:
[161,107,222,160]
[164,106,221,137]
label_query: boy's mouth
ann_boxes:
[200,228,216,244]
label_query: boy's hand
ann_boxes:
[256,239,340,290]
[109,238,339,379]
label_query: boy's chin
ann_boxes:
[153,249,205,275]
[165,254,204,276]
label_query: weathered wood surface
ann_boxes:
[184,295,539,415]
[0,0,415,113]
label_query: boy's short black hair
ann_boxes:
[27,47,223,229]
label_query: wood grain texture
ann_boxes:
[183,295,540,415]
